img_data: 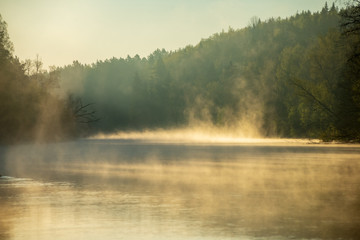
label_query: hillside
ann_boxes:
[1,2,359,143]
[58,3,359,140]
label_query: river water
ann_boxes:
[0,138,360,240]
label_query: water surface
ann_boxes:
[0,139,360,239]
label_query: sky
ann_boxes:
[0,0,337,69]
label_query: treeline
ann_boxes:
[58,2,359,141]
[0,16,89,144]
[1,2,359,143]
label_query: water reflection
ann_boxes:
[1,140,360,239]
[0,179,18,240]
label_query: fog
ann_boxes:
[1,138,360,239]
[51,5,354,140]
[2,3,358,144]
[92,127,266,143]
[1,2,360,239]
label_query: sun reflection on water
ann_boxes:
[1,139,360,240]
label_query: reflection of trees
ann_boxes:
[0,207,11,240]
[0,186,23,240]
[3,142,360,239]
[110,158,360,239]
[39,152,360,239]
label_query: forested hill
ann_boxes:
[1,2,359,144]
[58,3,359,140]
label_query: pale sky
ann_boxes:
[0,0,335,68]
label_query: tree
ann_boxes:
[341,0,360,35]
[67,95,99,124]
[53,7,343,139]
[336,0,360,141]
[0,15,13,62]
[321,2,329,14]
[34,54,43,75]
[248,16,261,28]
[0,14,84,143]
[340,0,360,62]
[22,59,32,75]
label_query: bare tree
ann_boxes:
[248,16,261,28]
[34,54,43,75]
[23,59,32,76]
[67,95,99,124]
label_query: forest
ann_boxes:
[0,1,359,144]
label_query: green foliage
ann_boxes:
[3,2,360,142]
[0,15,78,144]
[335,0,360,141]
[57,4,349,140]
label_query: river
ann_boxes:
[0,138,359,240]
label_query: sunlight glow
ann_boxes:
[91,128,320,144]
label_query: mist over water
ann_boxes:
[1,134,360,240]
[91,128,317,144]
[1,1,360,239]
